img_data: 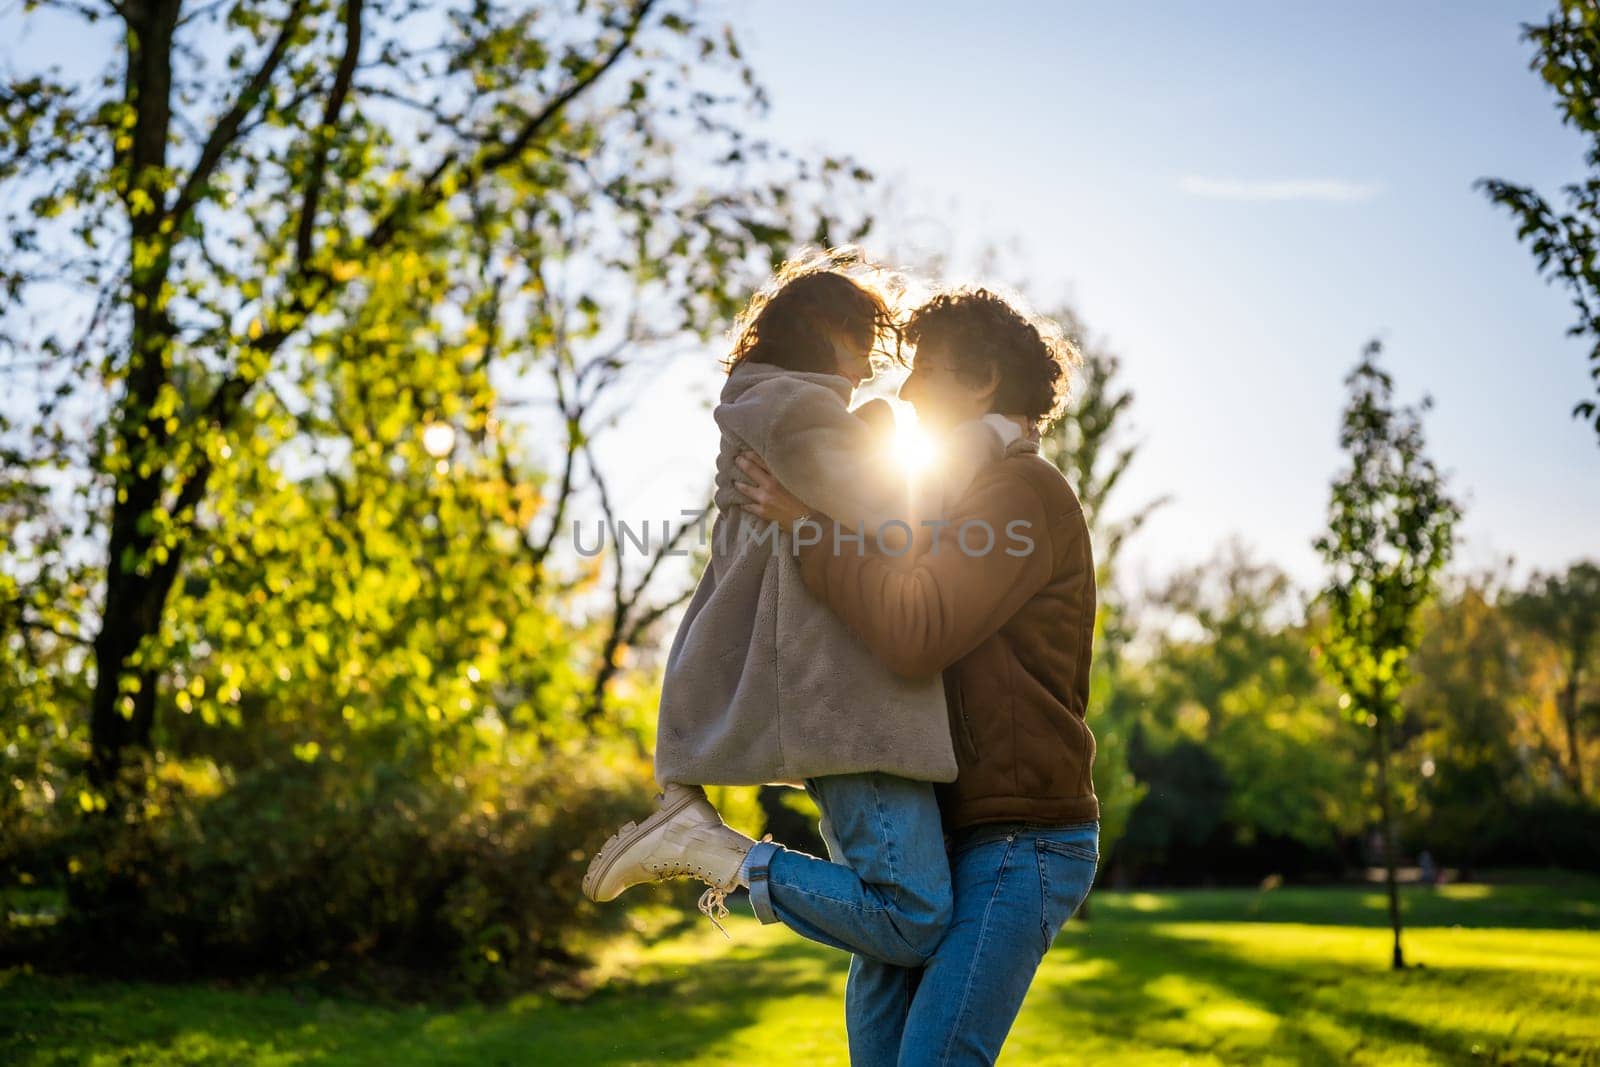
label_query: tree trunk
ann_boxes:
[90,0,183,791]
[1561,662,1585,797]
[1373,709,1406,970]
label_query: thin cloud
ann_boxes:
[1178,177,1383,203]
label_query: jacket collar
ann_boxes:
[723,358,853,403]
[1004,436,1040,457]
[980,413,1041,458]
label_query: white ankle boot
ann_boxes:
[582,783,765,934]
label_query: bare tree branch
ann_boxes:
[365,0,658,253]
[294,0,364,269]
[579,434,703,723]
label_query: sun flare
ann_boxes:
[889,402,937,478]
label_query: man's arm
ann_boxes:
[718,383,932,552]
[795,468,1056,678]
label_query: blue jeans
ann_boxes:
[850,819,1100,1066]
[744,772,952,968]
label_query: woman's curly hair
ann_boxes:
[905,288,1079,426]
[724,247,904,375]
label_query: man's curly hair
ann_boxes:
[905,288,1078,426]
[724,248,903,375]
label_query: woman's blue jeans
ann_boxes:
[743,773,1099,1065]
[744,773,953,968]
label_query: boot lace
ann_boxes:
[643,830,774,939]
[698,885,732,939]
[692,831,773,939]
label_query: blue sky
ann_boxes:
[4,1,1594,600]
[707,0,1598,592]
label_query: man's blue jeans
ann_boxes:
[850,820,1100,1066]
[745,782,1098,1066]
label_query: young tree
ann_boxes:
[1479,0,1600,443]
[1314,340,1459,970]
[1508,561,1600,798]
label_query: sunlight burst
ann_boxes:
[889,402,937,478]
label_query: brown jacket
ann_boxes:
[796,437,1100,833]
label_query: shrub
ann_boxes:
[21,746,657,999]
[1464,796,1600,875]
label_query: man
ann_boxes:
[735,287,1101,1066]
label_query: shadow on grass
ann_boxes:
[1047,915,1600,1065]
[7,880,1600,1066]
[3,930,839,1066]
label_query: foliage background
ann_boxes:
[0,0,1596,1001]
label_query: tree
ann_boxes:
[1314,340,1460,970]
[1479,0,1600,443]
[1508,561,1600,798]
[1402,567,1535,862]
[1043,310,1171,590]
[1040,312,1164,890]
[1139,543,1363,865]
[0,0,870,800]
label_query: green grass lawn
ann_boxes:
[4,876,1598,1065]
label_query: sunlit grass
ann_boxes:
[1015,919,1600,1065]
[4,878,1598,1065]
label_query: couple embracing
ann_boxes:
[583,250,1100,1066]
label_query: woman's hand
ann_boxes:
[734,452,814,528]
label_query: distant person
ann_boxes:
[1367,829,1386,871]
